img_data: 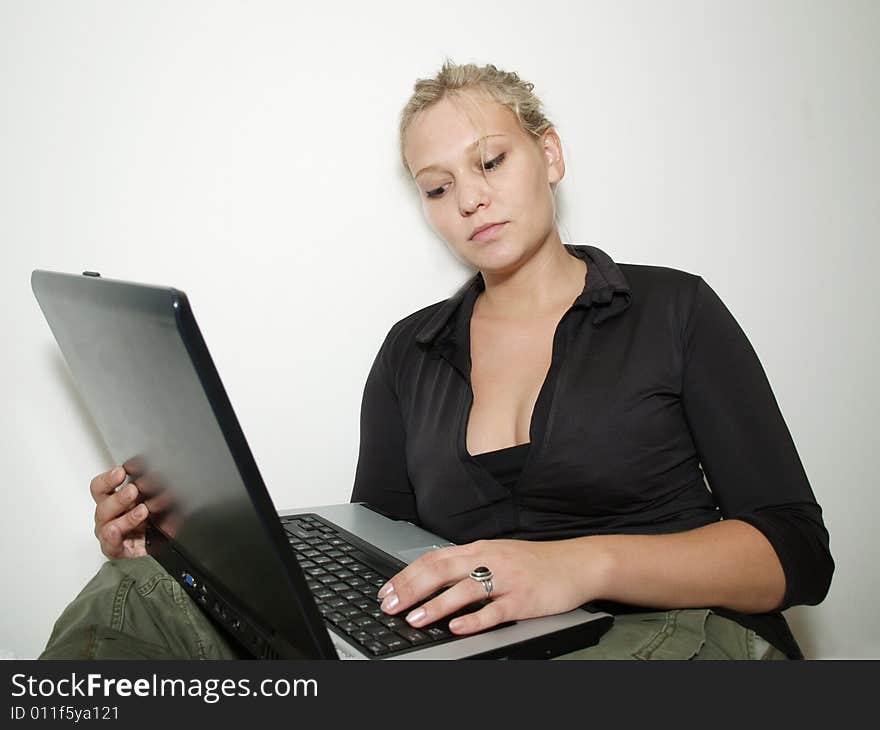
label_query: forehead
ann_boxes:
[404,92,526,174]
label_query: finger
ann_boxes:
[89,466,126,503]
[398,574,491,630]
[97,503,149,558]
[378,549,475,614]
[446,598,510,636]
[143,489,175,515]
[94,483,141,528]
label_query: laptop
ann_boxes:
[31,269,613,660]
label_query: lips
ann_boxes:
[470,221,507,241]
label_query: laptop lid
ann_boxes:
[32,270,337,659]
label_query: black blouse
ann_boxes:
[350,244,833,659]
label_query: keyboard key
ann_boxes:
[366,625,392,638]
[379,635,408,652]
[351,630,372,645]
[284,524,311,540]
[397,627,430,645]
[366,641,390,656]
[426,626,451,640]
[352,551,396,576]
[379,616,406,629]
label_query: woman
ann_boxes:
[46,61,833,660]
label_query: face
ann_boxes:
[403,90,565,273]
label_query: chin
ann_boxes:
[468,241,526,273]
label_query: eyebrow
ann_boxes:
[413,134,507,180]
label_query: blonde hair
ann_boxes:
[399,60,555,175]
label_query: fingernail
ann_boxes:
[112,467,124,480]
[126,484,138,499]
[381,594,399,611]
[377,583,394,599]
[406,608,426,625]
[449,618,465,632]
[134,504,148,519]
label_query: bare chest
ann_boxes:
[467,312,565,456]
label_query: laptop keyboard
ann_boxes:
[281,514,501,658]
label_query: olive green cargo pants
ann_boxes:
[40,556,787,660]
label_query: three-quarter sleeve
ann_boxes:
[349,329,419,524]
[681,277,834,610]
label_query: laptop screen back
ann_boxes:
[32,270,331,657]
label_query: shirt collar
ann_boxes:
[415,244,633,347]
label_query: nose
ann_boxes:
[457,175,491,216]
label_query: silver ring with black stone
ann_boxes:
[469,566,494,600]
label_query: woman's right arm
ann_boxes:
[349,328,419,524]
[90,466,149,559]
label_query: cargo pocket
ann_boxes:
[631,609,711,660]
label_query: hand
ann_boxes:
[90,466,149,559]
[375,538,608,636]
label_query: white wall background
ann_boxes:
[1,0,877,659]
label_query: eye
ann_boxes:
[483,152,506,171]
[425,184,449,199]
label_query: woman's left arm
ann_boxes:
[564,276,835,615]
[672,276,833,611]
[568,519,788,614]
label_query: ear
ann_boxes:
[541,128,565,185]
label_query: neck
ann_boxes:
[476,234,587,318]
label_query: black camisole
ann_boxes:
[471,442,531,489]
